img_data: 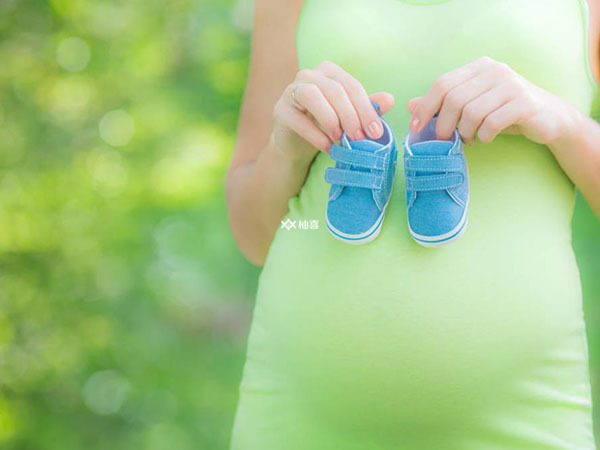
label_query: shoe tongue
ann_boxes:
[410,141,453,156]
[341,139,382,178]
[349,140,381,153]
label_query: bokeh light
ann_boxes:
[99,109,136,147]
[48,76,96,122]
[83,370,131,416]
[56,37,91,72]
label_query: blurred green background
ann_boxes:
[0,0,598,449]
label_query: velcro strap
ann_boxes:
[325,167,383,190]
[404,155,463,173]
[406,173,464,192]
[330,145,385,170]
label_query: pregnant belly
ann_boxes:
[249,136,584,435]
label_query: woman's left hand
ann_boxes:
[407,56,580,146]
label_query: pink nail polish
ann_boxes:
[411,118,420,132]
[332,127,342,141]
[368,121,383,139]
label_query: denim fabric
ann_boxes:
[324,116,397,243]
[403,116,469,245]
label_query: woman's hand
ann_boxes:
[408,56,600,217]
[407,56,581,146]
[272,61,394,161]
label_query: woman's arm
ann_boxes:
[589,0,600,81]
[548,114,600,216]
[226,0,308,267]
[549,0,600,214]
[226,0,393,265]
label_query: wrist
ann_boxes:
[265,132,318,170]
[256,133,317,208]
[547,106,585,155]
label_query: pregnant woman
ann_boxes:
[227,0,600,448]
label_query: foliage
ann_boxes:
[0,1,597,449]
[0,0,257,448]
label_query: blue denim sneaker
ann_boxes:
[324,113,397,245]
[403,115,469,247]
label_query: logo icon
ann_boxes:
[280,219,297,230]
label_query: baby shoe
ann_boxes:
[403,114,469,247]
[324,112,397,244]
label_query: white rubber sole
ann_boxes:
[326,211,385,245]
[410,216,468,248]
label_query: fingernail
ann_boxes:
[410,118,420,132]
[332,127,342,141]
[367,120,383,138]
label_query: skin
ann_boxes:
[226,0,600,266]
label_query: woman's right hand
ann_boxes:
[271,61,395,161]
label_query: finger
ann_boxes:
[290,83,342,141]
[411,59,485,133]
[317,61,383,139]
[283,106,334,152]
[407,97,421,114]
[477,99,527,143]
[435,74,496,140]
[458,83,513,144]
[302,70,365,141]
[370,92,395,115]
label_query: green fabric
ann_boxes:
[231,0,599,448]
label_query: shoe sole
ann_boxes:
[410,216,468,248]
[326,211,385,245]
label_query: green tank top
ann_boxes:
[231,1,599,448]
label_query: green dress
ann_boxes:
[231,0,599,448]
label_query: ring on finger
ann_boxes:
[291,85,305,111]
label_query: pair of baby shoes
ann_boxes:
[324,111,469,247]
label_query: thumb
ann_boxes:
[369,92,395,115]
